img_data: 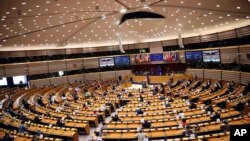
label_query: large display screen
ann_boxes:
[163,51,179,62]
[185,51,202,63]
[99,57,115,67]
[114,56,130,66]
[0,77,8,86]
[203,50,220,62]
[150,53,164,61]
[135,54,150,63]
[13,75,27,85]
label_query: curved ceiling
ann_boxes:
[0,0,250,51]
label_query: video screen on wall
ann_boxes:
[99,57,115,67]
[0,77,8,86]
[185,51,202,63]
[13,75,27,85]
[135,54,150,63]
[115,56,130,66]
[163,51,179,62]
[203,50,221,62]
[150,53,163,61]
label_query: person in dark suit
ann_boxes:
[33,115,41,123]
[56,119,64,127]
[189,101,197,109]
[136,108,144,115]
[142,120,151,128]
[2,133,14,141]
[210,112,221,121]
[111,114,121,121]
[205,105,214,113]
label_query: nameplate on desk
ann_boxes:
[230,125,250,141]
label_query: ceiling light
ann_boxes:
[21,2,26,5]
[236,6,241,9]
[120,9,127,13]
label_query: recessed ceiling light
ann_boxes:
[236,6,241,9]
[197,3,201,6]
[216,5,220,8]
[21,2,26,5]
[120,9,127,13]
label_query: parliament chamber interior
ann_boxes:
[0,0,250,141]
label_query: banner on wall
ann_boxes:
[135,54,151,63]
[163,51,179,62]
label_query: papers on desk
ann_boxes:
[144,138,149,141]
[190,134,196,139]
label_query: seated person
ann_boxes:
[220,119,229,132]
[181,118,189,127]
[18,121,27,133]
[136,130,147,141]
[142,120,151,128]
[56,119,64,127]
[235,102,245,112]
[2,133,14,141]
[111,114,121,121]
[183,125,193,137]
[33,115,42,123]
[189,101,197,109]
[205,105,214,113]
[65,114,72,120]
[210,111,221,121]
[128,92,133,97]
[136,108,144,115]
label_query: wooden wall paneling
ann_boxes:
[121,45,129,51]
[240,72,250,85]
[239,45,250,64]
[162,39,177,46]
[128,44,135,50]
[204,69,221,80]
[28,62,49,75]
[46,49,65,56]
[183,36,200,44]
[200,33,218,42]
[236,25,250,37]
[65,48,82,54]
[83,58,99,69]
[84,73,100,81]
[2,51,27,58]
[220,46,239,63]
[26,50,47,57]
[0,65,5,77]
[97,46,114,52]
[4,63,29,77]
[222,70,240,83]
[116,70,132,79]
[30,78,50,87]
[66,58,83,71]
[186,69,204,78]
[48,60,67,73]
[68,74,84,83]
[149,41,163,53]
[135,43,149,49]
[50,76,68,85]
[82,47,98,53]
[218,30,236,40]
[100,71,116,80]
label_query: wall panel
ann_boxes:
[200,33,218,42]
[100,71,116,80]
[82,48,98,53]
[47,49,65,55]
[30,78,50,87]
[135,43,149,49]
[183,36,200,44]
[241,72,250,85]
[66,48,82,54]
[98,46,114,52]
[220,46,239,63]
[48,60,66,72]
[178,50,186,63]
[83,58,99,69]
[204,69,221,80]
[66,59,83,71]
[162,39,177,46]
[68,74,84,83]
[116,70,132,79]
[186,69,204,78]
[222,70,240,83]
[4,63,28,77]
[239,45,250,64]
[2,51,26,58]
[218,30,236,40]
[26,50,47,56]
[28,62,49,75]
[0,65,5,77]
[84,73,100,81]
[50,76,68,85]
